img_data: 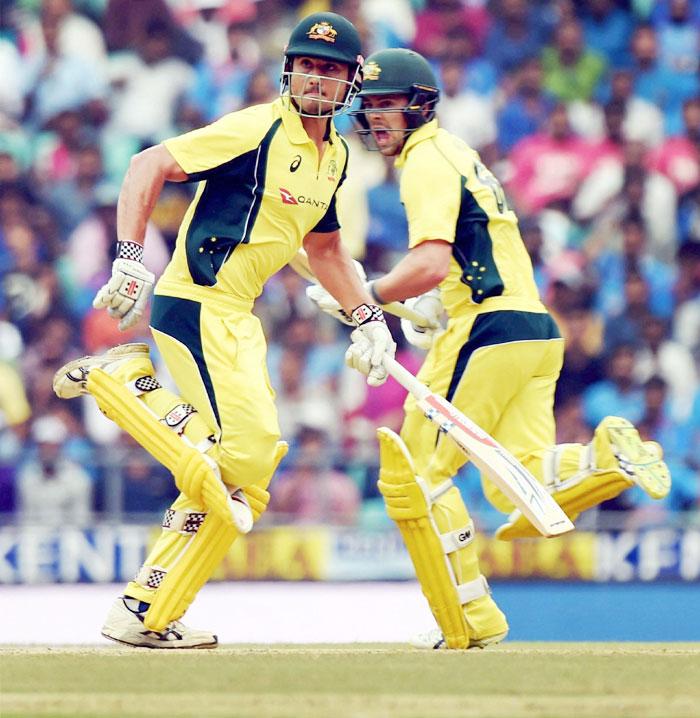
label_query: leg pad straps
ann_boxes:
[377,427,485,649]
[142,441,288,632]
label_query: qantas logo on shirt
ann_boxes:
[279,188,329,210]
[279,187,298,204]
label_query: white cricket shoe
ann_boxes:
[53,343,151,399]
[410,627,507,650]
[101,597,218,649]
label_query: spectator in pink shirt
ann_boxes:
[648,97,700,196]
[506,103,593,214]
[271,424,360,526]
[588,99,627,167]
[413,0,490,59]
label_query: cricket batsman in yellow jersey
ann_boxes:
[52,13,397,648]
[311,48,671,649]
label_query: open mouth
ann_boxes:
[372,128,391,144]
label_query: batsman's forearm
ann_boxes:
[116,152,168,246]
[306,240,371,312]
[372,246,448,304]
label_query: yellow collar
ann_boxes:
[395,119,439,168]
[276,96,338,146]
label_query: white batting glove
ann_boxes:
[93,242,154,331]
[305,284,355,326]
[400,289,444,351]
[351,259,367,282]
[304,259,368,326]
[344,304,396,387]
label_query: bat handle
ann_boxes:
[382,355,430,400]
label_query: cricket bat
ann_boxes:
[383,356,575,538]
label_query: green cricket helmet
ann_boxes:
[351,48,440,149]
[281,12,364,117]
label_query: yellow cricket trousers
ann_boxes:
[149,292,281,488]
[400,309,565,514]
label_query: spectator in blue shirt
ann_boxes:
[484,0,551,75]
[583,343,645,427]
[629,24,699,135]
[580,0,635,67]
[497,56,556,154]
[594,214,676,320]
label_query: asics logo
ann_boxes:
[290,155,302,172]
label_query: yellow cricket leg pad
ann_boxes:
[142,512,236,632]
[87,368,234,526]
[377,428,470,649]
[495,471,632,540]
[87,368,188,474]
[105,351,217,452]
[141,441,287,632]
[431,485,508,644]
[495,427,669,541]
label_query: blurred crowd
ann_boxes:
[0,0,699,533]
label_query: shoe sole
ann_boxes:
[101,630,218,650]
[607,422,671,500]
[53,343,150,399]
[411,629,508,650]
[469,630,508,649]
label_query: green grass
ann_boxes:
[2,644,699,718]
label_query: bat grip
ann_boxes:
[382,355,430,400]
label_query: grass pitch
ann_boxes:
[1,643,699,718]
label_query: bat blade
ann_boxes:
[419,392,574,537]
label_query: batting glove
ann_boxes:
[400,288,444,351]
[345,303,396,387]
[305,284,355,326]
[304,259,368,326]
[93,241,154,331]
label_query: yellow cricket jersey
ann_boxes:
[157,97,349,308]
[396,120,546,319]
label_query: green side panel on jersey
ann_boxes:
[185,119,282,286]
[452,175,504,304]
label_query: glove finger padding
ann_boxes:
[348,306,396,387]
[94,257,154,324]
[367,364,389,387]
[345,331,372,374]
[400,291,444,350]
[400,316,434,350]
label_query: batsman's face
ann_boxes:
[362,94,409,156]
[290,56,351,116]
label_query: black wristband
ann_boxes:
[351,303,386,326]
[368,280,387,306]
[117,241,144,263]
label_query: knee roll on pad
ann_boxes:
[142,441,287,632]
[87,368,235,526]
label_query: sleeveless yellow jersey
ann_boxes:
[157,97,349,307]
[396,120,546,319]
